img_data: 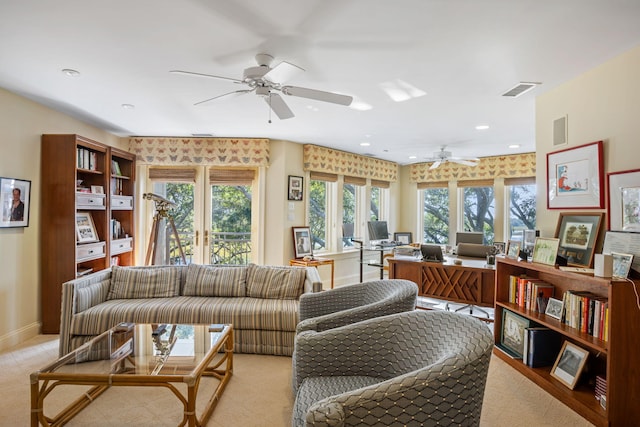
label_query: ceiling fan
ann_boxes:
[424,146,480,170]
[170,53,353,120]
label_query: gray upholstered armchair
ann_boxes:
[296,279,418,334]
[292,310,494,427]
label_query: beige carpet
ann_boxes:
[1,335,593,426]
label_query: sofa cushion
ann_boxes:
[246,264,306,299]
[75,278,111,313]
[107,265,180,300]
[183,264,247,297]
[69,296,301,335]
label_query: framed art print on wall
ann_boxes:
[547,141,604,209]
[607,168,640,232]
[0,177,31,228]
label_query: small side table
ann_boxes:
[289,257,335,289]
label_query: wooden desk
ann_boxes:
[388,257,495,307]
[289,257,335,289]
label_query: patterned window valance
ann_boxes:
[129,137,270,167]
[303,144,398,182]
[409,152,536,183]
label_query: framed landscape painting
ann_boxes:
[555,212,604,268]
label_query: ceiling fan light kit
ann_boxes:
[171,53,353,120]
[424,146,480,169]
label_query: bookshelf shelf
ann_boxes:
[494,256,640,426]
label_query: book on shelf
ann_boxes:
[523,327,562,368]
[111,160,122,176]
[560,290,609,341]
[508,274,553,312]
[76,267,93,277]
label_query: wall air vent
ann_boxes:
[502,82,541,98]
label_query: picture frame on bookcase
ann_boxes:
[547,141,604,209]
[545,297,564,320]
[506,240,521,259]
[76,212,98,243]
[532,237,560,266]
[555,212,604,268]
[499,309,531,359]
[292,226,313,259]
[551,341,589,390]
[0,177,31,228]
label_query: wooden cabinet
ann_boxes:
[40,135,136,333]
[388,257,495,307]
[494,256,640,426]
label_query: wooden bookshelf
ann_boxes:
[494,256,640,426]
[40,135,136,333]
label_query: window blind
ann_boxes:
[148,168,196,182]
[209,168,256,185]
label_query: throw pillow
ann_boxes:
[246,263,306,299]
[107,265,180,300]
[183,264,247,297]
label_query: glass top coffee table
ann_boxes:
[30,323,233,426]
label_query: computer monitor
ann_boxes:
[421,244,444,262]
[367,220,389,241]
[455,231,484,245]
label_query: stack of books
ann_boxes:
[522,327,562,368]
[508,274,554,313]
[561,290,609,341]
[595,375,607,409]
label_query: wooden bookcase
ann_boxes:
[40,135,136,333]
[494,256,640,426]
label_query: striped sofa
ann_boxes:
[58,263,322,357]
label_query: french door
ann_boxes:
[144,166,255,265]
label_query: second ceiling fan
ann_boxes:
[170,53,353,120]
[424,146,480,169]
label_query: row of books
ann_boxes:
[561,290,609,341]
[111,177,124,195]
[508,275,554,313]
[110,219,126,239]
[78,148,98,171]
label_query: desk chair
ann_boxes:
[449,243,495,318]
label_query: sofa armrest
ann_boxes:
[59,268,113,357]
[303,267,323,294]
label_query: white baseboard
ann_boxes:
[0,322,41,352]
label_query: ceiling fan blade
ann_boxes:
[450,159,478,167]
[265,93,294,120]
[170,70,244,84]
[194,89,253,106]
[429,161,442,170]
[450,156,480,162]
[263,61,304,84]
[282,86,353,106]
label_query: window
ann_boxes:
[421,186,449,244]
[370,186,380,221]
[309,176,332,252]
[506,180,536,242]
[461,183,495,244]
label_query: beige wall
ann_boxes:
[535,44,640,236]
[0,88,122,350]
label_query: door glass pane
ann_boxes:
[151,182,194,265]
[210,184,252,265]
[422,188,449,244]
[462,186,495,244]
[309,180,327,252]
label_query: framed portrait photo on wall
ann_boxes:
[0,177,31,228]
[547,141,604,209]
[288,175,303,201]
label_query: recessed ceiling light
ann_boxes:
[121,104,135,110]
[360,142,371,147]
[61,68,80,77]
[475,125,490,130]
[408,155,417,159]
[508,144,520,149]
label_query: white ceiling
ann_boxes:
[1,0,640,164]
